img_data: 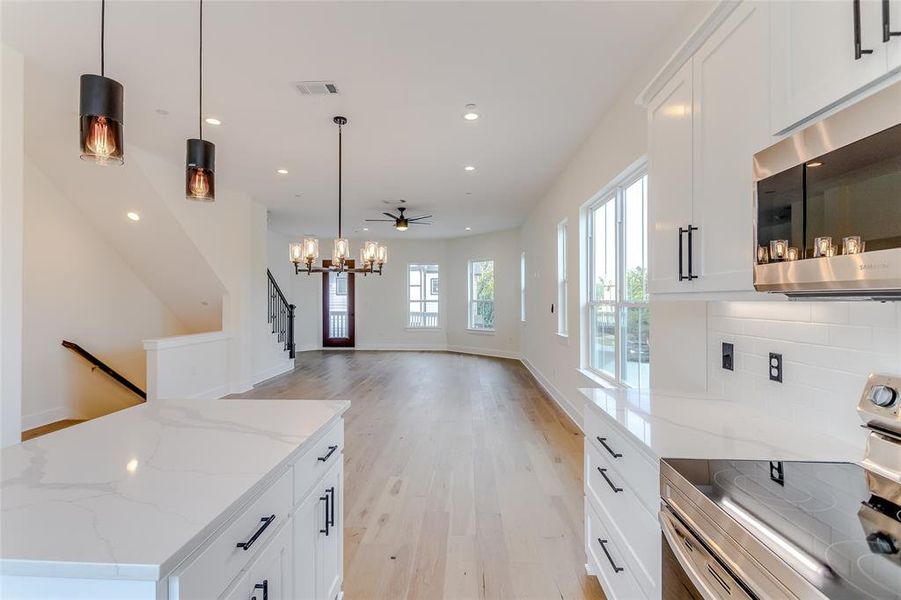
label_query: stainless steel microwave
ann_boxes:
[753,81,901,300]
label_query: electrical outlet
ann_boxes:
[769,352,782,383]
[722,342,734,371]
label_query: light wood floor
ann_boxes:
[238,350,604,600]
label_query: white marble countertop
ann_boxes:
[0,399,349,581]
[579,387,864,464]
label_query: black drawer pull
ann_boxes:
[598,467,623,493]
[596,436,622,458]
[327,486,336,527]
[317,445,338,462]
[236,514,276,550]
[252,579,268,600]
[855,0,875,58]
[597,538,624,573]
[320,493,330,536]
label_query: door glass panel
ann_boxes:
[328,272,349,339]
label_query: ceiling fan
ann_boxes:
[365,207,432,231]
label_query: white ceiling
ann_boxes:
[3,0,701,240]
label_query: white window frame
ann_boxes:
[467,259,495,332]
[557,220,568,336]
[407,263,440,329]
[585,159,649,388]
[520,251,526,322]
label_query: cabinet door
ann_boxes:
[222,522,292,600]
[316,461,343,600]
[292,489,319,600]
[690,1,769,293]
[771,0,887,133]
[647,60,694,295]
[888,0,901,71]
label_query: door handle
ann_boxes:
[855,0,875,58]
[884,0,901,41]
[597,538,624,573]
[598,467,624,493]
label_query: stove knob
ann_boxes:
[870,385,898,408]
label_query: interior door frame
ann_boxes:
[322,260,355,348]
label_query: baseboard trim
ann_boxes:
[251,358,295,387]
[447,345,521,360]
[520,357,583,433]
[21,406,79,430]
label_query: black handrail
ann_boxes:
[61,340,147,400]
[267,270,296,359]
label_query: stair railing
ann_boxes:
[61,340,147,400]
[267,270,296,359]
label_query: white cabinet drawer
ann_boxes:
[293,418,344,503]
[586,442,660,598]
[584,407,659,515]
[170,468,293,600]
[586,502,646,600]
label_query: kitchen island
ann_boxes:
[0,398,349,600]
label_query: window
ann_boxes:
[467,259,495,331]
[587,167,649,389]
[408,264,439,328]
[520,252,526,322]
[335,275,348,296]
[557,220,568,335]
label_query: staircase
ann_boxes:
[268,270,296,359]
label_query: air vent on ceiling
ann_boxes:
[293,81,339,96]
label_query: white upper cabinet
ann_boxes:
[647,61,693,295]
[690,1,769,293]
[771,0,892,134]
[889,0,901,71]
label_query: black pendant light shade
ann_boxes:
[79,0,124,165]
[185,138,215,201]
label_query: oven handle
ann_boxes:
[660,506,755,599]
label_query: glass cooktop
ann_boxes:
[667,459,901,600]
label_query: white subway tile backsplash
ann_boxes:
[708,300,901,447]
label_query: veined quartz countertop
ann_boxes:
[0,399,349,581]
[579,387,863,463]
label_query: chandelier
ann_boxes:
[290,116,387,275]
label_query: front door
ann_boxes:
[322,261,354,347]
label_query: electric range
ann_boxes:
[660,374,901,599]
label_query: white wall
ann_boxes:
[519,5,713,422]
[447,229,521,358]
[707,301,901,447]
[1,43,25,446]
[266,229,521,358]
[21,159,187,426]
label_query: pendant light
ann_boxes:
[185,0,215,201]
[290,116,387,276]
[79,0,124,165]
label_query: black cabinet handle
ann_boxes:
[597,467,624,493]
[317,445,338,462]
[252,580,268,600]
[855,0,875,58]
[884,0,901,41]
[678,225,698,281]
[686,225,698,280]
[678,227,685,281]
[319,493,330,536]
[327,486,336,527]
[596,436,622,458]
[236,514,276,551]
[597,538,624,573]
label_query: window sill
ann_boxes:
[465,328,496,335]
[577,368,622,389]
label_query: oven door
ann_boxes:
[660,506,756,600]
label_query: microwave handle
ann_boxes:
[855,0,875,59]
[884,0,901,42]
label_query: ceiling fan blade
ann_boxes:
[365,219,395,222]
[408,215,433,221]
[409,221,432,225]
[382,212,400,219]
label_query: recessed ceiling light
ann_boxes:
[155,108,169,115]
[465,226,472,231]
[462,104,479,121]
[363,227,369,231]
[204,117,222,126]
[127,211,140,221]
[277,169,289,174]
[806,161,823,167]
[464,165,475,172]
